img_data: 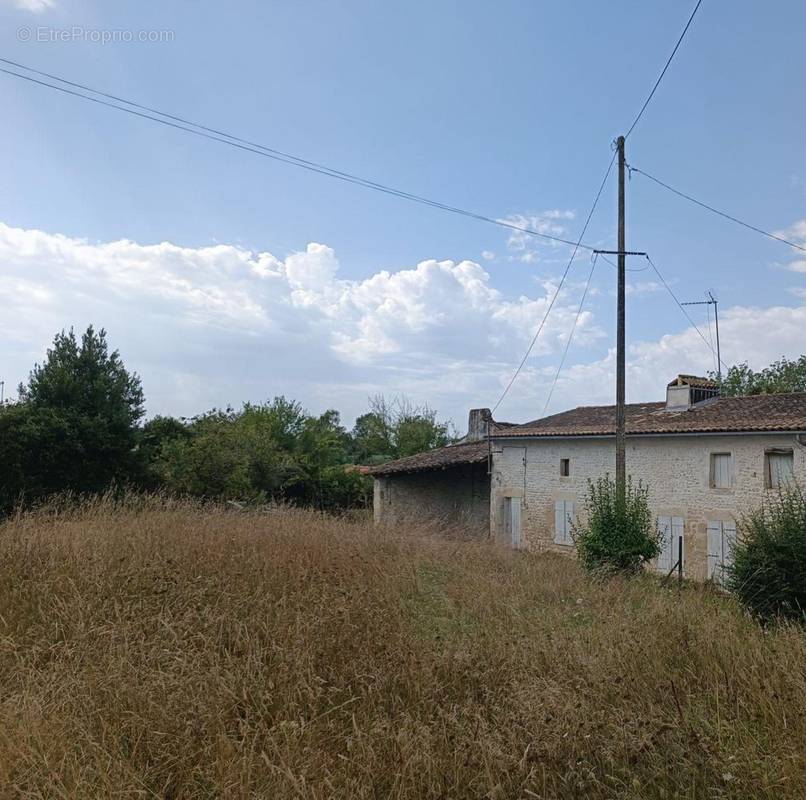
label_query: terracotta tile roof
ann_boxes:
[366,440,489,476]
[495,393,806,438]
[668,374,718,389]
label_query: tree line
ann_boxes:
[0,327,453,514]
[4,326,805,516]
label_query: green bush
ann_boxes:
[573,475,660,575]
[728,485,806,624]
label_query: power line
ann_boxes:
[599,253,649,273]
[625,0,705,139]
[628,164,806,253]
[491,150,617,414]
[645,254,728,371]
[540,253,598,417]
[0,60,596,252]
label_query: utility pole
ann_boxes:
[594,139,644,501]
[616,135,626,500]
[681,291,721,382]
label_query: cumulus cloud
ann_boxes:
[3,221,805,429]
[527,301,806,416]
[0,222,602,423]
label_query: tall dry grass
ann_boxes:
[0,497,804,799]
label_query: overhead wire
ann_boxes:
[626,163,806,253]
[491,149,617,414]
[505,0,705,414]
[540,253,599,417]
[0,60,596,252]
[645,254,728,371]
[625,0,705,139]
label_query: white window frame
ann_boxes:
[707,519,737,584]
[709,452,732,489]
[560,458,570,477]
[554,499,574,546]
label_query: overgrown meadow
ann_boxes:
[0,498,804,799]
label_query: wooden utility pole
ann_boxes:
[616,135,626,499]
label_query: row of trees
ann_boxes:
[0,327,453,514]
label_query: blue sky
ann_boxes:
[1,0,805,429]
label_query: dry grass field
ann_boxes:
[0,499,804,799]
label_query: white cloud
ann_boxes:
[775,219,806,273]
[624,280,664,296]
[481,250,495,261]
[11,0,55,12]
[3,221,804,431]
[498,210,575,263]
[0,222,602,424]
[529,302,806,417]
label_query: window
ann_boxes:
[710,453,732,489]
[554,499,574,545]
[707,520,737,584]
[503,496,522,549]
[765,450,794,489]
[560,458,570,477]
[657,516,684,573]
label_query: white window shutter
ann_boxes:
[564,501,574,545]
[671,517,685,570]
[554,500,565,544]
[657,516,672,572]
[706,521,722,581]
[511,497,522,549]
[769,452,794,488]
[723,520,737,570]
[712,454,731,488]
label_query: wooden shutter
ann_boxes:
[671,517,685,571]
[657,516,672,572]
[712,454,731,488]
[722,520,737,570]
[706,520,722,581]
[554,500,565,544]
[510,497,522,549]
[564,501,574,545]
[768,452,794,488]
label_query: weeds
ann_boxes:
[0,497,803,798]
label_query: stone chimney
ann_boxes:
[465,408,493,442]
[665,375,719,411]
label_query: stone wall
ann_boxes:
[491,433,806,580]
[374,462,490,536]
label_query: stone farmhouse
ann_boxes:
[369,376,806,582]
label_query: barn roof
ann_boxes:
[366,439,489,476]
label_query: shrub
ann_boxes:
[573,475,660,574]
[728,485,806,624]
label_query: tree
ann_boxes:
[350,395,452,464]
[0,327,145,509]
[714,356,806,396]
